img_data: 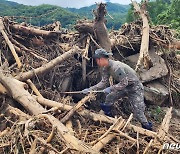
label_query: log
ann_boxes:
[36,96,158,138]
[131,1,153,70]
[0,73,45,115]
[16,46,81,81]
[0,75,97,153]
[10,23,59,37]
[82,36,90,86]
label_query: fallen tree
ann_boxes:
[0,1,179,153]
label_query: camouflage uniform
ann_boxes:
[89,59,148,125]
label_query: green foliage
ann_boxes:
[0,0,130,30]
[0,0,79,28]
[67,2,130,29]
[126,0,180,36]
[150,106,165,123]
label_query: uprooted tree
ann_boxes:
[0,1,180,154]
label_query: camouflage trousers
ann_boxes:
[105,82,148,125]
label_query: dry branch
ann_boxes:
[0,17,22,68]
[36,96,158,138]
[61,94,94,123]
[16,46,81,81]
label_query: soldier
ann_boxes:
[82,48,152,130]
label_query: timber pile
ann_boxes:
[0,1,180,154]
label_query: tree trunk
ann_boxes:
[131,1,153,70]
[93,3,111,52]
[0,73,97,153]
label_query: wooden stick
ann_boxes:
[157,107,172,140]
[61,94,94,123]
[0,18,22,69]
[36,96,158,138]
[143,139,153,154]
[26,79,43,97]
[82,36,90,86]
[114,130,136,142]
[46,126,56,143]
[92,116,123,145]
[15,46,81,81]
[121,113,133,131]
[92,119,125,151]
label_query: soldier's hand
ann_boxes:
[103,87,111,94]
[81,88,90,94]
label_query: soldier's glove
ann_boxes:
[103,87,111,94]
[81,88,90,94]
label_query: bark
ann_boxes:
[93,3,111,52]
[61,94,94,123]
[10,23,59,37]
[0,17,22,69]
[0,73,45,115]
[36,96,158,138]
[82,36,90,86]
[0,74,97,153]
[74,21,94,34]
[157,107,172,140]
[16,46,81,81]
[131,1,153,70]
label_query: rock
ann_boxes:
[144,81,169,105]
[126,49,168,83]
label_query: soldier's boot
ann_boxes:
[141,122,153,131]
[100,103,113,117]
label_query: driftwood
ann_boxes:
[93,3,111,52]
[131,0,153,70]
[16,46,81,81]
[36,96,158,138]
[10,23,59,37]
[0,73,97,153]
[61,94,94,123]
[0,17,22,69]
[0,1,179,153]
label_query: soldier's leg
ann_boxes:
[128,84,152,130]
[105,90,126,104]
[100,90,126,117]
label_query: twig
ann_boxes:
[143,139,153,154]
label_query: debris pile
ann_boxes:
[0,1,179,154]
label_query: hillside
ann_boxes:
[0,0,129,29]
[67,2,130,29]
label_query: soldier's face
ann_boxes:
[96,58,108,67]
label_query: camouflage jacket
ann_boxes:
[89,59,140,91]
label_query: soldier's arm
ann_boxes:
[109,68,128,91]
[89,68,110,91]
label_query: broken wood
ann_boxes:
[93,3,111,52]
[16,46,81,81]
[0,17,22,69]
[61,94,94,123]
[36,96,158,137]
[10,23,59,37]
[157,107,173,140]
[131,1,153,70]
